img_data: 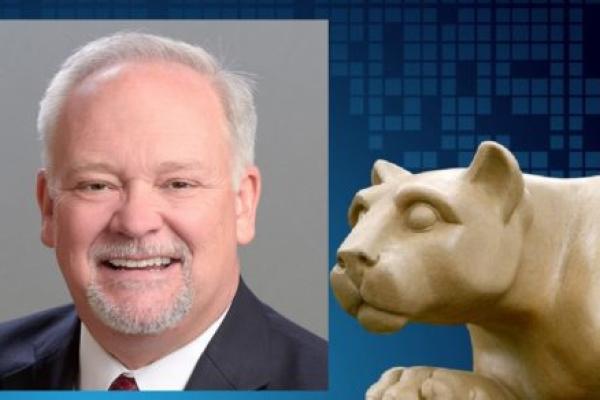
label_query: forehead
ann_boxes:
[51,61,230,171]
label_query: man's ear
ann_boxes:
[464,141,525,223]
[235,165,261,245]
[371,160,411,185]
[36,170,55,248]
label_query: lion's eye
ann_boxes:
[405,203,437,231]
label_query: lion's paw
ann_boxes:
[365,367,513,400]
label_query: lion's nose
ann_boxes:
[337,248,379,269]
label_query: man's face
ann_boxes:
[37,61,260,337]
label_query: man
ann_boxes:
[0,32,327,390]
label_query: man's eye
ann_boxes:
[165,180,195,190]
[78,182,111,191]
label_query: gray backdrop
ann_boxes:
[0,21,327,339]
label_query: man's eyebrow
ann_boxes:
[64,162,118,176]
[155,161,208,173]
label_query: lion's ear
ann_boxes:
[465,141,525,223]
[371,160,411,185]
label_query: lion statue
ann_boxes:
[331,141,600,399]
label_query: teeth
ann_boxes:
[107,257,172,269]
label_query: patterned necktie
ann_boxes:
[108,373,139,390]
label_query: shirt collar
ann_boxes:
[79,308,228,390]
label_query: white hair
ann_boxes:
[37,31,257,187]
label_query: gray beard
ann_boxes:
[85,241,194,335]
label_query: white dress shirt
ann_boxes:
[79,309,228,390]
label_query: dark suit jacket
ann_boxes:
[0,279,327,390]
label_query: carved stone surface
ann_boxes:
[331,141,600,400]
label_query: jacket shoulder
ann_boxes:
[261,303,328,390]
[0,304,78,376]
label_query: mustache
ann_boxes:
[90,239,191,260]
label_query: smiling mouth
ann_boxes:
[100,257,181,271]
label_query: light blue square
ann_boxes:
[550,135,564,149]
[331,43,348,60]
[586,152,600,168]
[458,97,475,114]
[404,8,421,22]
[331,62,348,77]
[512,79,530,95]
[550,44,564,60]
[570,25,583,41]
[497,8,510,23]
[404,98,421,114]
[570,98,583,114]
[369,43,383,60]
[496,135,511,147]
[477,26,491,41]
[404,44,421,60]
[369,78,383,95]
[551,9,563,23]
[404,24,421,41]
[513,25,529,41]
[350,63,364,76]
[513,98,529,114]
[442,62,456,76]
[514,152,530,168]
[586,98,600,114]
[369,134,383,150]
[350,79,364,95]
[496,25,510,41]
[369,116,383,131]
[423,26,438,42]
[404,116,421,130]
[531,98,548,114]
[496,62,510,76]
[550,63,564,76]
[550,98,564,114]
[477,44,491,60]
[570,79,583,95]
[369,25,383,41]
[496,79,510,95]
[442,44,457,60]
[404,152,421,168]
[570,8,583,22]
[369,62,383,76]
[550,79,563,95]
[477,79,491,95]
[550,116,564,130]
[459,44,475,60]
[569,116,583,130]
[570,152,583,168]
[331,25,348,42]
[441,134,456,149]
[423,79,437,95]
[477,62,491,76]
[423,44,437,60]
[385,8,402,22]
[477,97,492,114]
[350,8,364,22]
[404,79,421,95]
[532,9,548,23]
[496,44,510,60]
[350,25,364,41]
[423,8,437,22]
[385,78,402,95]
[442,25,456,41]
[531,25,548,41]
[531,44,548,60]
[422,152,438,168]
[478,8,491,22]
[458,151,474,167]
[586,79,600,95]
[570,44,583,60]
[570,63,583,76]
[442,116,456,130]
[350,97,364,115]
[369,97,383,114]
[458,25,475,41]
[531,152,548,168]
[404,62,421,76]
[458,8,475,22]
[369,8,383,22]
[570,135,583,149]
[458,135,474,149]
[385,116,402,130]
[442,79,456,95]
[458,116,475,130]
[513,8,529,23]
[531,79,548,95]
[423,62,437,76]
[442,98,456,114]
[513,44,529,59]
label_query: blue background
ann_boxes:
[2,0,600,398]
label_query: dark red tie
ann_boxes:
[108,373,139,390]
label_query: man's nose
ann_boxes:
[109,183,163,238]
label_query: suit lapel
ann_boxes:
[1,308,79,389]
[185,279,270,390]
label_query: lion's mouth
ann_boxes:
[330,264,408,333]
